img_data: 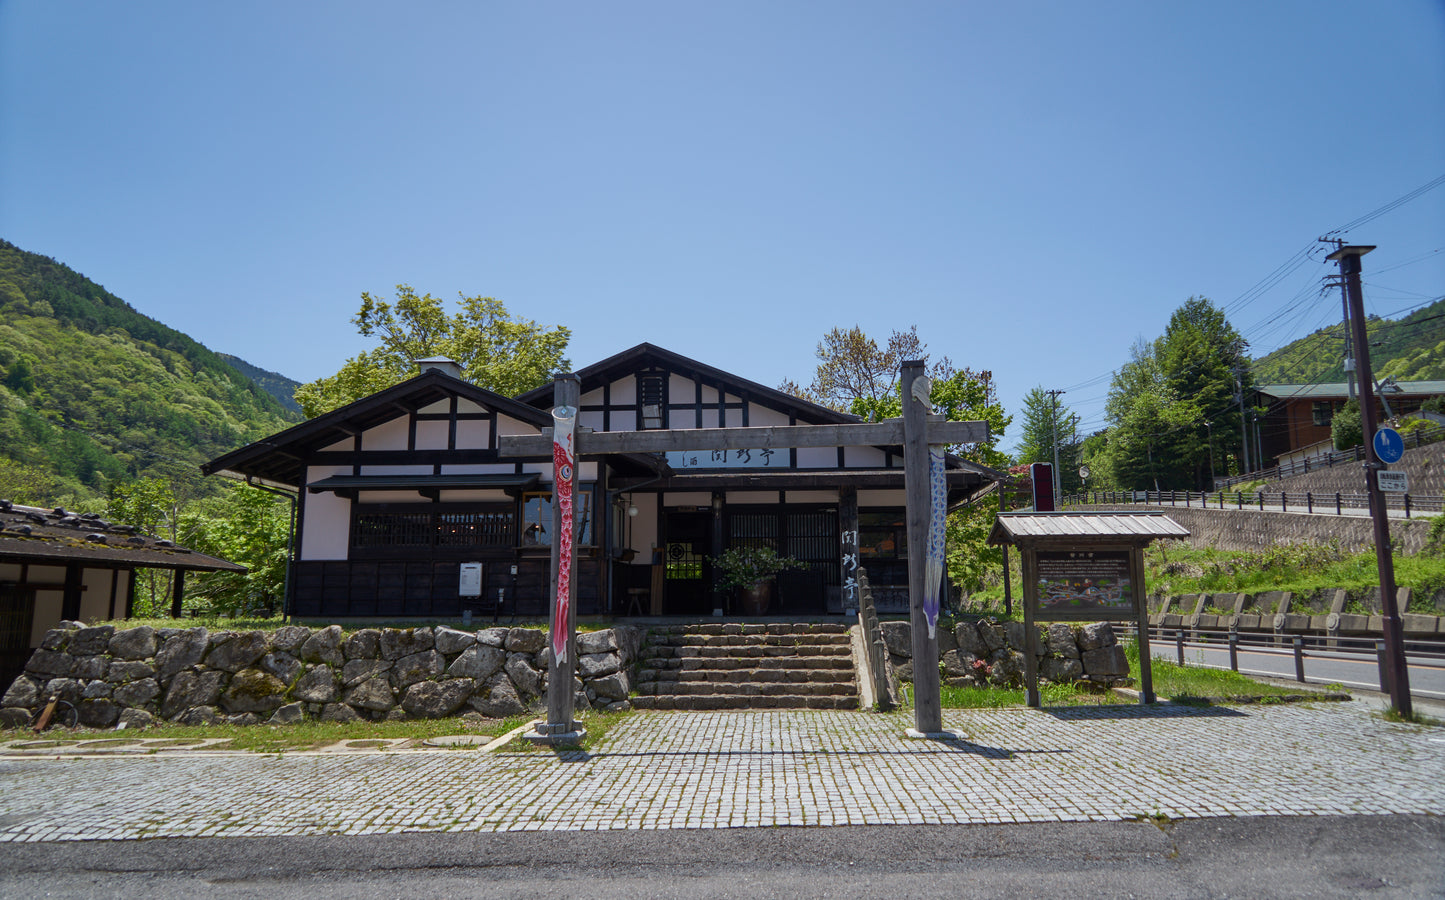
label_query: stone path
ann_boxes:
[0,700,1441,842]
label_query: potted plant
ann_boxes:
[712,545,802,616]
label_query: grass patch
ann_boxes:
[495,707,633,752]
[1379,707,1443,727]
[1125,640,1317,703]
[3,714,530,753]
[938,680,1128,708]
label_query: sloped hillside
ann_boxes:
[1253,296,1445,384]
[0,240,301,504]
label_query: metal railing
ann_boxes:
[1065,488,1444,518]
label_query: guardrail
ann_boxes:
[1211,421,1445,491]
[1065,488,1444,518]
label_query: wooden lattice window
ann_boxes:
[351,505,516,555]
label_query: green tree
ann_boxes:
[803,325,931,415]
[107,477,178,617]
[0,457,55,505]
[1014,386,1083,495]
[1098,339,1202,491]
[1156,297,1250,485]
[294,285,571,417]
[1332,399,1363,451]
[179,484,290,617]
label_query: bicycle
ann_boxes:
[29,696,79,732]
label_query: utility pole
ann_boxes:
[1321,237,1356,401]
[1047,389,1065,501]
[1329,244,1412,716]
[1233,369,1251,474]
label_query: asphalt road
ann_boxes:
[2,817,1442,899]
[1151,639,1445,700]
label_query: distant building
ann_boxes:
[1255,380,1445,465]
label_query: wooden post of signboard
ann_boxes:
[902,361,943,736]
[1022,547,1040,707]
[1132,548,1155,704]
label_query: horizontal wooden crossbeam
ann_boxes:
[496,418,988,458]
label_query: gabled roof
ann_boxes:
[0,503,245,572]
[1256,381,1445,401]
[988,511,1189,546]
[517,342,860,426]
[202,369,552,488]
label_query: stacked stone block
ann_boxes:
[879,619,1131,689]
[1,622,643,729]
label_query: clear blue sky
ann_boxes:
[2,2,1442,450]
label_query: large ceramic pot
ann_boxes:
[740,582,773,616]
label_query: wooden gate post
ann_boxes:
[902,361,944,736]
[531,373,585,745]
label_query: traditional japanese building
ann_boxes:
[202,344,1002,621]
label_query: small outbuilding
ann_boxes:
[988,510,1189,705]
[0,502,246,688]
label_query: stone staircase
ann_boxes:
[632,623,859,710]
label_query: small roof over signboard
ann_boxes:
[988,511,1189,546]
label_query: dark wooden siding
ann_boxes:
[292,558,603,619]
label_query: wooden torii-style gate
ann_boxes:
[500,362,987,743]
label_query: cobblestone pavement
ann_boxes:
[0,700,1441,843]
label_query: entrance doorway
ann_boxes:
[663,510,713,615]
[727,507,837,615]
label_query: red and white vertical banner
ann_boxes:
[551,405,577,664]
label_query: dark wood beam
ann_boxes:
[498,419,988,457]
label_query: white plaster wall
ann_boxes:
[497,416,539,436]
[579,410,606,432]
[725,407,745,427]
[748,405,790,427]
[796,447,838,468]
[608,377,637,406]
[627,493,658,554]
[302,466,353,560]
[361,416,409,451]
[31,593,62,646]
[359,464,433,476]
[581,388,606,406]
[420,399,450,414]
[415,419,449,450]
[439,463,521,475]
[700,384,719,404]
[322,436,353,452]
[456,419,489,448]
[78,568,115,622]
[663,492,711,506]
[844,446,889,467]
[0,564,19,580]
[669,374,695,403]
[457,398,485,414]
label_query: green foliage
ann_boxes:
[944,503,1001,597]
[0,240,299,506]
[179,484,291,616]
[0,457,56,505]
[711,546,802,590]
[1332,399,1363,451]
[1015,386,1083,493]
[294,285,571,418]
[107,477,176,535]
[1254,297,1445,385]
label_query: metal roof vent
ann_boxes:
[416,358,463,380]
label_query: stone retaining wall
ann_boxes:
[1071,503,1432,554]
[878,619,1131,688]
[1,622,642,729]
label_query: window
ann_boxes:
[1312,401,1334,427]
[640,374,665,429]
[352,505,515,554]
[858,511,907,560]
[521,487,595,546]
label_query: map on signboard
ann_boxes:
[1034,551,1134,615]
[666,448,787,470]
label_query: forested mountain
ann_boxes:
[1252,296,1445,385]
[0,240,302,506]
[218,353,303,415]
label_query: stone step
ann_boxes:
[637,679,856,697]
[649,623,850,637]
[637,667,856,685]
[641,644,852,661]
[632,695,859,711]
[641,656,855,672]
[646,633,852,649]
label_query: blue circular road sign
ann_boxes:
[1374,427,1405,464]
